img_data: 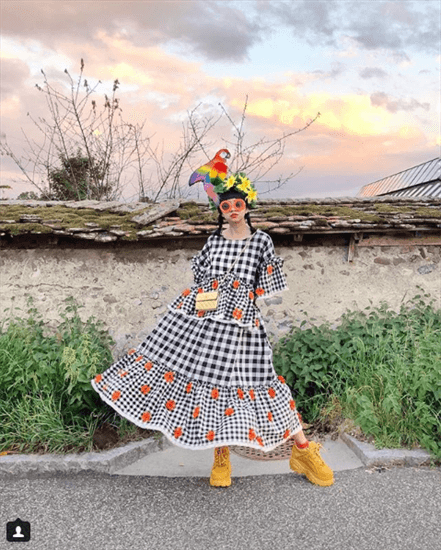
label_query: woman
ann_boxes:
[90,172,334,487]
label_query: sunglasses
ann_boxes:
[219,198,246,213]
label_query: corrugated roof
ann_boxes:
[358,158,440,197]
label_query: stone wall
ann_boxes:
[1,238,440,360]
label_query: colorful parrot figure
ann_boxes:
[188,149,231,206]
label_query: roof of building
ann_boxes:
[1,196,440,245]
[358,158,440,198]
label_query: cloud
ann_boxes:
[2,0,264,62]
[359,67,388,79]
[370,92,430,113]
[262,0,440,55]
[0,58,30,97]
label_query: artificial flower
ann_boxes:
[166,400,176,411]
[164,371,175,383]
[111,390,121,401]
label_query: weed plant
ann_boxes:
[273,292,441,458]
[0,296,132,454]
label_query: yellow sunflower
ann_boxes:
[224,175,236,190]
[246,188,258,202]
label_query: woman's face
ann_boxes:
[220,198,249,226]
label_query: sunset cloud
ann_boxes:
[1,0,438,200]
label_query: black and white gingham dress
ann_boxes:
[91,229,302,451]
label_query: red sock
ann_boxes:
[295,440,309,449]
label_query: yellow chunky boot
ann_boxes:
[210,446,232,487]
[289,441,334,486]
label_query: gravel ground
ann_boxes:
[2,466,440,550]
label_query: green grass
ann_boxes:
[273,291,441,460]
[0,296,140,454]
[1,291,440,460]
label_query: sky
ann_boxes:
[1,0,440,202]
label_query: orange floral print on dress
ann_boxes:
[128,348,136,355]
[297,412,303,423]
[212,280,219,290]
[166,400,176,411]
[177,302,183,309]
[211,388,219,399]
[232,308,243,320]
[249,389,255,400]
[256,287,265,296]
[182,288,191,297]
[102,384,108,391]
[225,408,234,416]
[267,265,274,275]
[255,319,260,327]
[112,390,121,401]
[141,412,151,422]
[232,280,240,289]
[278,375,286,384]
[174,427,183,438]
[186,382,193,393]
[256,437,264,447]
[140,385,151,395]
[135,355,144,362]
[197,287,204,293]
[248,428,256,441]
[237,388,244,399]
[267,412,273,422]
[206,430,215,441]
[144,361,153,371]
[283,429,290,439]
[118,369,128,377]
[290,399,296,410]
[268,388,276,398]
[197,310,205,317]
[164,371,175,383]
[193,406,200,419]
[249,291,254,300]
[94,374,103,383]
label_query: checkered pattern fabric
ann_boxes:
[91,229,302,451]
[168,229,289,330]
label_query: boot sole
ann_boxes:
[210,477,232,487]
[289,458,334,487]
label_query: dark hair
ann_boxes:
[212,190,256,237]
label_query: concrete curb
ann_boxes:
[0,433,434,479]
[0,436,170,479]
[340,433,432,468]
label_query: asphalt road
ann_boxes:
[1,467,440,550]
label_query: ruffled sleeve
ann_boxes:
[254,235,288,300]
[190,238,211,285]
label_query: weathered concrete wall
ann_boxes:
[1,242,440,360]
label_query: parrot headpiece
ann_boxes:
[209,173,258,213]
[188,149,258,213]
